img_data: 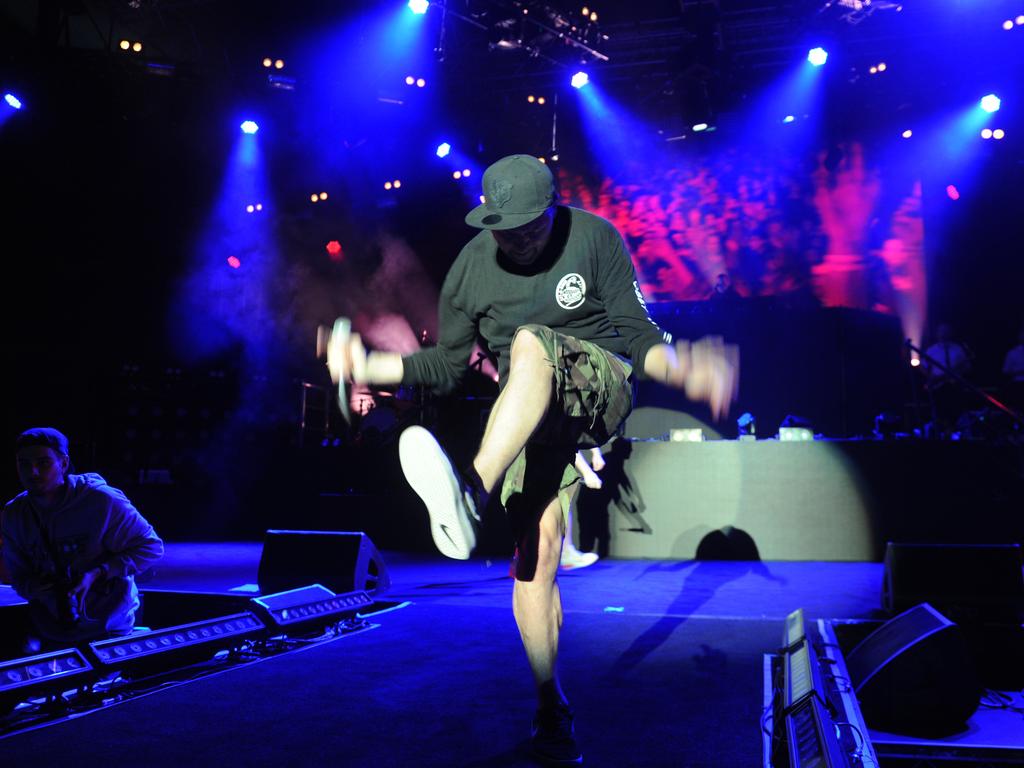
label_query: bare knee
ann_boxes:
[513,499,565,585]
[536,506,565,569]
[510,327,552,373]
[515,518,563,590]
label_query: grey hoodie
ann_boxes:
[2,472,164,643]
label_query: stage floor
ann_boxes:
[2,544,894,767]
[146,541,888,620]
[8,544,1023,765]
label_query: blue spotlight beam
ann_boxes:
[572,78,666,180]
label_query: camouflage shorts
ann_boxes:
[500,324,633,578]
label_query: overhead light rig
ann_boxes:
[436,0,610,68]
[819,0,904,26]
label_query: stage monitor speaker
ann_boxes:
[883,542,1024,623]
[257,530,391,597]
[846,602,980,734]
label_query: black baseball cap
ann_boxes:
[465,154,556,230]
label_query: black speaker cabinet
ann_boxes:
[257,530,391,597]
[883,542,1024,623]
[846,603,980,734]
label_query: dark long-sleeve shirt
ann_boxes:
[402,206,670,393]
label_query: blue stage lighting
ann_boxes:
[980,94,1001,113]
[240,120,259,134]
[408,0,429,14]
[783,115,795,123]
[4,93,22,110]
[571,72,589,89]
[436,142,451,158]
[692,123,709,132]
[807,47,828,67]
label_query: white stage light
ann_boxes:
[807,47,828,66]
[980,94,1001,113]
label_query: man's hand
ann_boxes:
[68,567,103,616]
[321,320,368,385]
[574,451,603,490]
[647,336,740,420]
[318,318,405,392]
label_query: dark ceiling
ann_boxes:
[2,1,989,125]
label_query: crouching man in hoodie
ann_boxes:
[2,427,164,650]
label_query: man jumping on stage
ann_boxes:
[325,154,738,765]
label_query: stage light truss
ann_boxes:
[268,74,296,92]
[250,583,374,633]
[0,648,94,710]
[823,0,903,26]
[468,1,610,64]
[86,612,266,668]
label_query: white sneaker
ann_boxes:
[560,546,599,570]
[399,426,478,560]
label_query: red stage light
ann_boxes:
[227,256,241,269]
[946,185,960,201]
[326,241,344,261]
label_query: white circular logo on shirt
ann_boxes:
[555,273,587,310]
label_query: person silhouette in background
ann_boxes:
[560,447,605,570]
[1001,323,1024,413]
[922,323,973,437]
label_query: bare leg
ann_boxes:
[513,494,568,707]
[474,330,555,493]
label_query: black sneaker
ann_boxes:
[398,426,480,560]
[531,703,583,765]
